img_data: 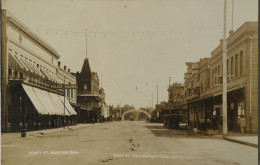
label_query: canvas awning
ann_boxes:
[58,95,77,115]
[22,84,75,116]
[22,84,48,115]
[48,92,70,116]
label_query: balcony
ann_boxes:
[77,90,103,98]
[78,102,102,108]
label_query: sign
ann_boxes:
[50,84,77,89]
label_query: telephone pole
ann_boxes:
[85,28,88,58]
[157,85,158,105]
[222,0,228,136]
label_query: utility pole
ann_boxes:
[249,35,253,133]
[157,85,158,105]
[222,0,228,136]
[64,76,66,128]
[86,28,88,58]
[152,94,153,109]
[231,0,234,31]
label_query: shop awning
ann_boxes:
[48,92,70,116]
[22,84,48,115]
[32,86,60,115]
[58,95,77,115]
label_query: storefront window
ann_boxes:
[238,102,244,117]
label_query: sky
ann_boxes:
[2,0,258,109]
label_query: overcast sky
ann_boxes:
[3,0,258,109]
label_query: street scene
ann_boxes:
[2,121,258,165]
[1,0,258,165]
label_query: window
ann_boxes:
[67,89,70,97]
[231,56,233,77]
[240,51,243,75]
[212,69,214,86]
[218,65,220,84]
[84,84,87,90]
[227,60,229,80]
[235,54,238,77]
[215,67,217,84]
[71,89,73,98]
[14,71,18,78]
[20,73,23,79]
[8,69,12,76]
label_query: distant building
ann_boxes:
[1,10,77,132]
[167,83,185,109]
[75,58,105,123]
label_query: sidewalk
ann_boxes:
[28,123,103,136]
[223,135,258,148]
[3,123,100,138]
[207,129,258,148]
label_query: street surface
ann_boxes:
[1,121,257,165]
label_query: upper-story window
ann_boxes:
[235,54,238,77]
[215,67,217,84]
[217,65,220,84]
[67,89,70,97]
[84,84,87,90]
[227,60,229,80]
[231,56,234,77]
[71,89,74,98]
[212,69,214,86]
[240,51,243,75]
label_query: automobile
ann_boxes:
[164,112,188,129]
[179,122,188,129]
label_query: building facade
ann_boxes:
[182,22,258,133]
[1,10,77,132]
[75,58,106,123]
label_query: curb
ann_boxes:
[223,136,258,148]
[26,124,92,136]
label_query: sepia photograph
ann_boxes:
[1,0,258,164]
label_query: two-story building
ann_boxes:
[1,10,77,132]
[183,22,258,133]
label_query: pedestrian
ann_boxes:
[239,115,246,136]
[200,118,205,134]
[212,116,217,131]
[186,122,193,137]
[207,118,211,129]
[204,119,208,134]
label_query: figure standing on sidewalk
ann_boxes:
[186,121,193,137]
[212,116,217,131]
[239,115,246,136]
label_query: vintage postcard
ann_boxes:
[1,0,258,164]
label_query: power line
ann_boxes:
[28,25,225,38]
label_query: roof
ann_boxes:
[81,58,91,74]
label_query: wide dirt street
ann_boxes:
[1,121,257,165]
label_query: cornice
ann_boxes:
[6,11,60,59]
